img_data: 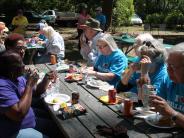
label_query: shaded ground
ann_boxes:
[58,26,184,62]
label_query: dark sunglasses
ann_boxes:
[16,45,27,50]
[143,41,155,49]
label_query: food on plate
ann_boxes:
[60,102,67,108]
[156,117,175,127]
[99,95,123,104]
[65,73,83,81]
[52,97,61,103]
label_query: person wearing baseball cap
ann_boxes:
[80,18,104,65]
[95,7,106,32]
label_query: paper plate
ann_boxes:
[145,114,176,129]
[99,95,123,105]
[86,79,109,89]
[65,73,83,82]
[44,94,70,104]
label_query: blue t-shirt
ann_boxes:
[158,76,184,113]
[128,64,168,94]
[94,49,128,86]
[0,76,35,137]
[96,14,106,29]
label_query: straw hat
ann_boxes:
[81,18,102,32]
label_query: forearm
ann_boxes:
[172,112,184,128]
[95,71,115,81]
[5,85,33,121]
[121,69,134,85]
[35,77,50,96]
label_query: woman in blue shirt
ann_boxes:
[117,39,168,94]
[86,33,128,87]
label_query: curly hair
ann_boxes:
[4,33,25,50]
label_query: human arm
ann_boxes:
[121,63,140,85]
[5,73,39,122]
[34,71,57,96]
[149,95,184,128]
[87,69,115,81]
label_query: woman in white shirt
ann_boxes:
[35,26,65,64]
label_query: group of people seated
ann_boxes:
[79,17,184,129]
[0,6,184,138]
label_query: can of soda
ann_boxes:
[50,55,56,65]
[123,98,133,117]
[108,88,116,104]
[72,91,79,104]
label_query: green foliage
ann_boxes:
[164,10,184,26]
[145,13,165,24]
[112,0,134,27]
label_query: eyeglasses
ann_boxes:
[97,44,108,49]
[143,41,155,49]
[16,45,27,50]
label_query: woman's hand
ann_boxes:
[43,71,57,83]
[129,62,140,73]
[149,95,176,117]
[26,71,39,88]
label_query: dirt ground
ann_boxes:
[58,26,184,62]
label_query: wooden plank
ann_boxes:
[34,64,94,138]
[56,74,149,138]
[43,64,180,138]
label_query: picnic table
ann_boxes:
[28,63,184,138]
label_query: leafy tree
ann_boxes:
[112,0,134,27]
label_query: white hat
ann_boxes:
[96,7,102,11]
[38,23,47,30]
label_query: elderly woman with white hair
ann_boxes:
[86,33,128,86]
[35,26,65,64]
[116,39,168,94]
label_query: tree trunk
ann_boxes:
[102,0,113,30]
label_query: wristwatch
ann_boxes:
[171,111,178,122]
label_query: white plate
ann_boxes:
[44,94,70,104]
[56,64,69,72]
[134,107,156,119]
[87,80,109,89]
[145,114,176,129]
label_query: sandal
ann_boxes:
[96,125,129,138]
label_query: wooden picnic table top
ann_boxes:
[28,63,184,138]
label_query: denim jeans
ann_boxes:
[12,128,48,138]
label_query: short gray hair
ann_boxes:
[97,33,118,51]
[134,33,154,46]
[136,39,167,64]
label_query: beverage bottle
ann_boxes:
[50,55,57,65]
[108,88,117,104]
[123,98,133,117]
[137,61,151,102]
